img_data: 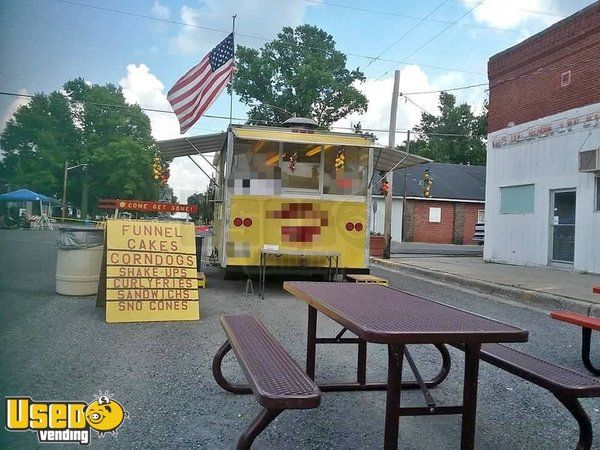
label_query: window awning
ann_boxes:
[157,132,226,159]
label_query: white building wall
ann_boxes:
[485,103,600,273]
[370,196,403,242]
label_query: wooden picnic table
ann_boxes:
[283,281,528,450]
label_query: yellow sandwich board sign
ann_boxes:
[104,219,199,322]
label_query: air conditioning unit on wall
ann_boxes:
[578,148,600,172]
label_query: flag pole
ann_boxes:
[229,14,237,127]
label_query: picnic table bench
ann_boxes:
[550,311,599,375]
[212,315,321,449]
[346,273,389,286]
[461,343,600,450]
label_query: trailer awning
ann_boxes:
[232,127,377,147]
[157,132,226,159]
[156,127,430,172]
[372,147,431,172]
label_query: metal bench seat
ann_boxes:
[213,315,321,449]
[479,343,600,449]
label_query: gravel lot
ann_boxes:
[0,229,598,449]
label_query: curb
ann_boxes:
[370,257,600,316]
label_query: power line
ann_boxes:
[401,82,488,95]
[300,0,522,33]
[377,0,484,80]
[0,90,487,139]
[455,0,566,18]
[363,0,451,70]
[44,0,485,77]
[400,94,436,116]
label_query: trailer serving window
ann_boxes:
[230,138,369,197]
[323,146,368,196]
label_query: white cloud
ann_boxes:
[119,64,218,196]
[152,0,170,19]
[171,0,320,55]
[461,0,593,29]
[334,66,441,145]
[0,90,30,134]
[333,65,488,146]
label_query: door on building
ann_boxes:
[550,190,576,264]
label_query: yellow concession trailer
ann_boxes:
[158,123,428,278]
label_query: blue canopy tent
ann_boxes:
[0,189,60,204]
[0,189,61,229]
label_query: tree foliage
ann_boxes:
[410,92,487,166]
[233,25,368,128]
[187,183,214,224]
[0,78,159,216]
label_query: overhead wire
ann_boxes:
[4,89,593,141]
[363,0,451,71]
[299,0,537,32]
[0,90,486,139]
[44,0,485,77]
[377,0,484,80]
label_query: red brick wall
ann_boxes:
[412,201,455,244]
[410,200,484,244]
[488,2,600,133]
[462,204,483,245]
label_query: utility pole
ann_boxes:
[402,130,411,242]
[383,70,400,259]
[62,162,88,220]
[62,161,68,219]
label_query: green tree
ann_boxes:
[0,78,158,217]
[63,78,157,215]
[187,183,214,224]
[0,92,81,200]
[411,92,487,165]
[233,25,368,128]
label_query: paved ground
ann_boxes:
[1,229,599,449]
[391,242,483,257]
[374,255,600,315]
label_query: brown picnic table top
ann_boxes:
[282,281,529,450]
[283,281,528,345]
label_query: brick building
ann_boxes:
[371,162,485,245]
[485,2,600,273]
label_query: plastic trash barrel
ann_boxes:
[56,227,104,296]
[195,235,203,271]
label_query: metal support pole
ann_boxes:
[401,130,410,242]
[384,70,401,259]
[229,15,237,127]
[306,305,317,379]
[62,161,68,219]
[384,343,405,450]
[461,342,481,450]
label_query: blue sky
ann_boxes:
[0,0,594,198]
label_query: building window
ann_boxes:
[429,207,441,223]
[595,177,600,211]
[477,210,485,223]
[500,184,535,214]
[560,70,571,87]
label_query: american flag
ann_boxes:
[168,33,234,134]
